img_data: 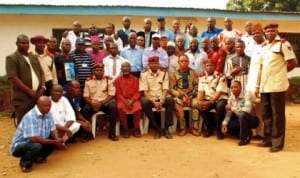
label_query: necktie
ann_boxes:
[113,58,116,76]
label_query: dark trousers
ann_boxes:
[119,110,142,130]
[261,92,286,149]
[239,111,259,140]
[141,97,174,130]
[81,101,117,137]
[201,99,227,134]
[44,80,53,96]
[12,142,55,168]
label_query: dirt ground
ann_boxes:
[0,103,300,178]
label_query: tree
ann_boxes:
[226,0,300,12]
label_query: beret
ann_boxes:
[30,35,49,44]
[148,56,159,62]
[264,23,279,30]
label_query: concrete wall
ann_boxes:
[1,14,300,76]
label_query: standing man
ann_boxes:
[255,23,298,152]
[10,96,66,173]
[117,16,136,47]
[114,61,142,138]
[6,34,45,125]
[103,43,125,80]
[120,32,143,78]
[81,64,118,141]
[104,23,123,50]
[241,21,255,57]
[137,17,157,48]
[60,21,83,51]
[200,17,223,39]
[140,56,174,139]
[156,16,175,42]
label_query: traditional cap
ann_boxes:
[167,41,176,47]
[92,63,104,69]
[152,33,161,39]
[91,36,101,44]
[157,16,165,21]
[264,23,279,30]
[30,35,49,44]
[148,56,159,62]
[251,23,263,32]
[75,38,85,45]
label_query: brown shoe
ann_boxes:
[191,128,201,136]
[257,141,272,147]
[177,128,186,136]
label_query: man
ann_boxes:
[6,34,45,125]
[166,41,178,74]
[87,36,107,64]
[50,84,81,142]
[140,56,174,139]
[65,80,93,139]
[160,35,168,51]
[54,39,74,90]
[137,17,157,48]
[117,16,136,47]
[200,17,223,39]
[142,33,168,69]
[170,55,199,136]
[45,36,59,58]
[137,35,145,49]
[223,37,236,75]
[175,35,187,57]
[222,80,259,146]
[184,24,201,49]
[83,24,103,50]
[81,64,118,141]
[246,23,266,138]
[31,35,58,95]
[120,32,143,78]
[219,17,242,47]
[206,36,227,74]
[197,60,228,139]
[60,21,83,51]
[172,19,185,39]
[103,43,126,80]
[200,37,210,55]
[10,96,66,173]
[255,23,298,152]
[114,61,142,138]
[156,16,175,42]
[241,21,255,57]
[104,23,123,50]
[70,38,94,89]
[185,38,208,75]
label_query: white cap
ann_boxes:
[167,41,176,47]
[152,33,161,39]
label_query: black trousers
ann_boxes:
[81,101,117,137]
[141,97,174,130]
[261,92,286,149]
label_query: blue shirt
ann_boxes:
[156,28,175,41]
[10,106,56,153]
[200,27,223,39]
[120,46,143,72]
[142,46,168,69]
[64,93,82,112]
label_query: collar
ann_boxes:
[34,105,43,118]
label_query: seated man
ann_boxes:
[65,80,93,140]
[170,55,199,136]
[197,60,228,139]
[222,80,259,146]
[80,63,118,141]
[114,61,142,138]
[10,96,66,173]
[50,84,81,142]
[140,56,174,139]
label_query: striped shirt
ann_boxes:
[10,106,56,153]
[70,50,95,87]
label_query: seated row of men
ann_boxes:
[11,55,261,172]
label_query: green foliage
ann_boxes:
[0,75,10,91]
[226,0,300,12]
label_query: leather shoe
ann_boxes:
[132,129,142,138]
[269,147,283,152]
[108,134,119,141]
[191,128,201,136]
[122,131,130,138]
[202,131,212,138]
[216,131,224,140]
[238,139,250,146]
[164,129,172,139]
[177,128,186,136]
[19,162,31,173]
[257,141,272,147]
[34,157,46,164]
[154,129,161,139]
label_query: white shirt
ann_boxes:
[103,55,125,80]
[185,50,208,75]
[50,96,76,126]
[104,34,123,50]
[23,55,40,91]
[241,33,256,57]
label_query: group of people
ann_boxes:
[6,16,298,173]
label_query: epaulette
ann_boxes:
[217,73,224,77]
[86,75,94,81]
[280,38,286,43]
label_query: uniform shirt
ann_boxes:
[83,76,116,102]
[103,55,125,80]
[35,52,58,84]
[185,50,208,75]
[258,36,296,93]
[50,96,76,126]
[120,46,143,72]
[139,69,169,100]
[142,46,168,69]
[198,72,228,101]
[222,91,252,126]
[10,106,56,153]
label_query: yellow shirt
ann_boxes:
[139,69,169,100]
[258,36,296,92]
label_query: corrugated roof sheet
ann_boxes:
[0,0,226,9]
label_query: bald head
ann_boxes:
[37,96,51,115]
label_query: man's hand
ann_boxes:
[53,139,67,150]
[154,101,162,111]
[221,125,228,135]
[65,128,73,139]
[225,104,232,111]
